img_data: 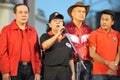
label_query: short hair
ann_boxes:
[13,4,29,13]
[100,10,115,20]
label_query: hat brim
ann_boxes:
[67,5,90,18]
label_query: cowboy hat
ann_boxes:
[67,2,90,18]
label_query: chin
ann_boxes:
[21,21,27,23]
[102,28,109,30]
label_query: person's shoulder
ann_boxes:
[27,25,38,33]
[1,23,12,32]
[112,29,119,33]
[40,33,50,40]
[83,23,91,29]
[41,33,48,36]
[111,29,119,35]
[65,21,72,27]
[41,33,50,37]
[90,28,99,34]
[28,25,35,30]
[84,24,92,33]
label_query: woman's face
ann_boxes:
[49,18,64,33]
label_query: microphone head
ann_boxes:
[62,28,66,33]
[56,25,66,33]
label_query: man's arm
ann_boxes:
[114,46,120,65]
[89,46,108,65]
[34,34,41,80]
[0,28,10,80]
[89,46,119,75]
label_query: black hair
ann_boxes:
[100,10,115,20]
[46,24,51,32]
[13,3,29,13]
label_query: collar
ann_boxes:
[10,20,32,30]
[98,27,114,33]
[69,21,86,29]
[48,31,54,36]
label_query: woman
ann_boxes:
[40,12,75,80]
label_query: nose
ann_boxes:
[102,19,106,24]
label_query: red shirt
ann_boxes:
[88,27,120,75]
[65,21,92,61]
[117,33,120,76]
[0,20,41,76]
[20,29,31,62]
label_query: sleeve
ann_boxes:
[0,28,10,74]
[40,33,50,50]
[34,32,41,74]
[40,33,50,44]
[86,26,92,34]
[88,31,97,48]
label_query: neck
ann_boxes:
[52,30,62,38]
[103,28,111,33]
[16,21,26,30]
[73,19,83,28]
[52,29,57,35]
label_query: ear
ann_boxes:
[13,13,16,19]
[112,20,114,25]
[71,11,74,18]
[48,23,52,28]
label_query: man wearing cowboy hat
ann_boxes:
[65,2,92,80]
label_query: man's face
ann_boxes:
[100,14,114,31]
[71,7,86,21]
[14,5,29,24]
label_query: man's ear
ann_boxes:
[13,13,16,19]
[112,20,114,25]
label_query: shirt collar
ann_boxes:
[48,30,66,38]
[69,21,85,29]
[10,20,32,30]
[98,27,114,33]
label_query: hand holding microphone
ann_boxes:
[57,25,66,34]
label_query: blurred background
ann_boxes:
[0,0,120,38]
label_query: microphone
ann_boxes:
[57,25,66,33]
[62,28,66,33]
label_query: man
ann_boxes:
[0,4,41,80]
[65,2,92,80]
[88,10,120,80]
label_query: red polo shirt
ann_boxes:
[20,29,31,62]
[88,27,120,75]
